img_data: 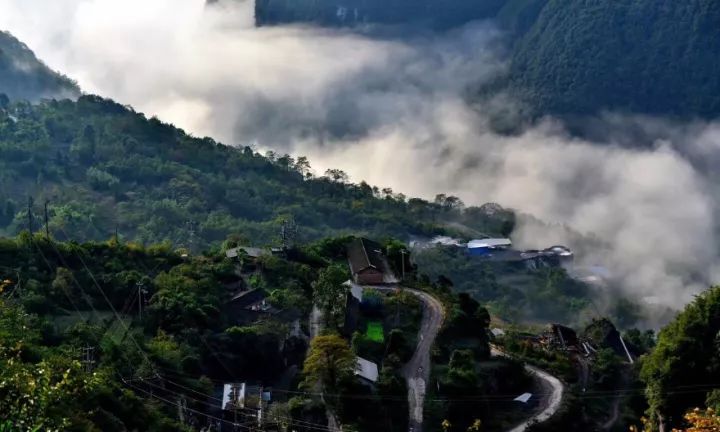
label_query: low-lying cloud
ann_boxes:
[2,0,720,324]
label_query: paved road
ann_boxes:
[372,287,445,432]
[492,347,564,432]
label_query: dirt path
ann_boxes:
[372,287,445,432]
[492,347,564,432]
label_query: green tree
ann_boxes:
[641,285,720,430]
[313,265,348,329]
[303,334,356,394]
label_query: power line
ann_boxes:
[53,225,158,376]
[123,379,251,430]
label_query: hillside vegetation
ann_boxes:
[506,0,720,118]
[254,0,506,29]
[248,0,720,118]
[0,31,80,102]
[0,95,512,248]
[641,285,720,430]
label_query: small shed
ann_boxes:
[514,393,533,404]
[491,328,506,338]
[354,356,379,383]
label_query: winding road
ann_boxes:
[369,287,563,432]
[372,286,445,432]
[492,347,564,432]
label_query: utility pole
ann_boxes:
[230,383,241,432]
[137,281,146,319]
[81,346,96,373]
[27,196,33,233]
[177,395,187,426]
[44,200,50,240]
[400,249,407,281]
[280,217,298,251]
[186,220,197,253]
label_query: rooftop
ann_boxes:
[467,238,512,249]
[355,356,379,383]
[226,246,267,259]
[514,393,533,403]
[347,238,385,275]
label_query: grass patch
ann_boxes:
[366,320,384,343]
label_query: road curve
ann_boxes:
[492,347,564,432]
[372,286,445,432]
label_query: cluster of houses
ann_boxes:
[414,236,575,270]
[212,238,396,429]
[492,319,635,365]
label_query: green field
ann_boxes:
[366,321,384,343]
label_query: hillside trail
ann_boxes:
[370,286,445,432]
[491,346,565,432]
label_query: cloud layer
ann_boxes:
[2,0,720,322]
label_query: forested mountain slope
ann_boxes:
[0,31,80,102]
[506,0,720,118]
[247,0,720,119]
[641,285,720,430]
[253,0,506,29]
[0,95,513,248]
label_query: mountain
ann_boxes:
[505,0,720,118]
[0,95,513,249]
[0,31,81,102]
[252,0,506,29]
[246,0,720,119]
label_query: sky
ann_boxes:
[2,0,720,324]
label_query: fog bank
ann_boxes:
[2,0,720,321]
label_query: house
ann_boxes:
[354,356,379,384]
[225,289,279,324]
[584,318,634,364]
[347,238,387,285]
[550,324,579,350]
[467,238,512,256]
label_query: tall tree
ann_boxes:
[303,334,356,393]
[313,265,349,329]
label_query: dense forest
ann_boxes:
[0,94,514,249]
[641,285,720,430]
[0,31,80,102]
[506,0,720,118]
[248,0,720,119]
[253,0,506,29]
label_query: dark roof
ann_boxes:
[551,324,579,347]
[347,238,385,275]
[229,289,266,307]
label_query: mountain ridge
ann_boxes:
[0,30,80,102]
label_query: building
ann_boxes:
[347,238,387,285]
[550,324,579,350]
[226,246,267,260]
[225,289,279,324]
[490,328,506,338]
[513,393,538,409]
[467,238,512,256]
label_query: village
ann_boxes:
[205,233,635,431]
